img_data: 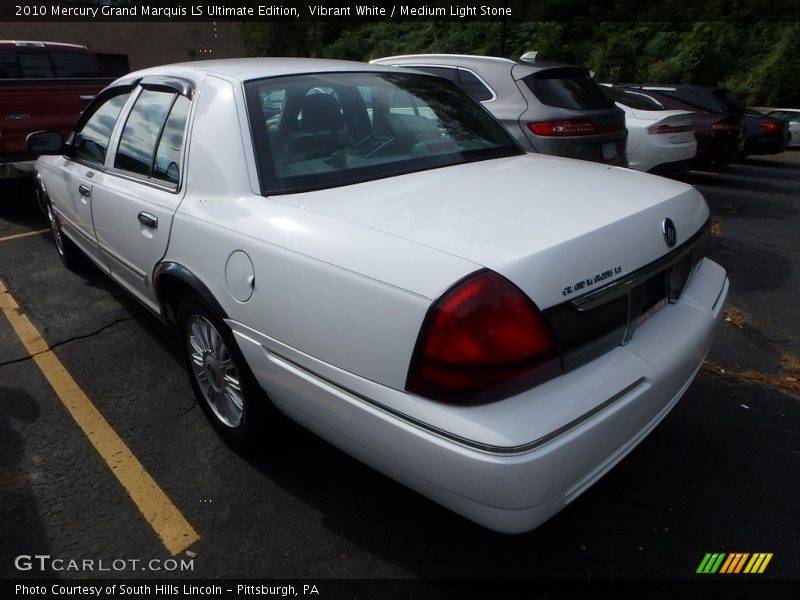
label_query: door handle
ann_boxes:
[78,184,91,197]
[79,95,95,102]
[137,212,158,229]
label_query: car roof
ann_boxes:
[620,83,721,91]
[121,57,412,83]
[0,40,88,51]
[370,53,584,74]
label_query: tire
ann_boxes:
[177,295,268,448]
[45,195,86,270]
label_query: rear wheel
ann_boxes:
[178,296,267,447]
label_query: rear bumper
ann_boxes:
[743,136,788,156]
[629,138,696,173]
[230,258,728,533]
[524,131,629,167]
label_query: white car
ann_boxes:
[606,87,697,173]
[29,58,728,534]
[767,109,800,147]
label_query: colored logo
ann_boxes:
[697,552,773,574]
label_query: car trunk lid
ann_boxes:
[272,153,710,310]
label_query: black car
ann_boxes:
[741,109,788,158]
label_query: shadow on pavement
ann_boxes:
[0,387,54,579]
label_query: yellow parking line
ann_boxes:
[0,228,49,243]
[0,278,200,555]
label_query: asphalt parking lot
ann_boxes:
[1,153,799,586]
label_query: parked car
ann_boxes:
[613,87,743,168]
[604,86,696,173]
[370,53,628,167]
[618,84,744,117]
[767,109,800,147]
[30,58,728,534]
[741,108,788,158]
[0,41,112,184]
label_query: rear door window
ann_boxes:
[524,68,614,110]
[152,95,191,184]
[51,50,101,77]
[18,52,54,78]
[0,49,21,78]
[114,89,176,177]
[112,88,191,186]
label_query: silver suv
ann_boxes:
[371,53,628,167]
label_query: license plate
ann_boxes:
[638,297,668,325]
[602,142,617,161]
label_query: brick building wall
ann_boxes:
[0,22,245,72]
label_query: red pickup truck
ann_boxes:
[0,41,113,179]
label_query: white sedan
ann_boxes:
[606,87,697,173]
[29,58,728,534]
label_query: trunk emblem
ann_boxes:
[662,218,677,248]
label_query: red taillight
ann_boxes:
[647,124,694,135]
[758,121,782,133]
[527,118,624,137]
[406,270,561,403]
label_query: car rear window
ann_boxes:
[646,87,743,114]
[245,71,521,195]
[608,88,664,110]
[523,68,614,110]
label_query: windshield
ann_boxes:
[245,71,521,195]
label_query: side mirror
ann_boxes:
[27,130,65,155]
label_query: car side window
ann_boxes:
[50,50,101,77]
[152,95,191,184]
[114,89,176,177]
[457,69,494,102]
[72,91,131,165]
[0,49,21,78]
[18,52,54,78]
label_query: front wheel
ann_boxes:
[178,297,267,447]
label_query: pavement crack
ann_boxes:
[169,401,198,418]
[0,316,134,369]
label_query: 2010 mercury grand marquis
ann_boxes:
[29,58,729,533]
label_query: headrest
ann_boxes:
[300,93,345,133]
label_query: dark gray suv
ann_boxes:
[371,53,628,167]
